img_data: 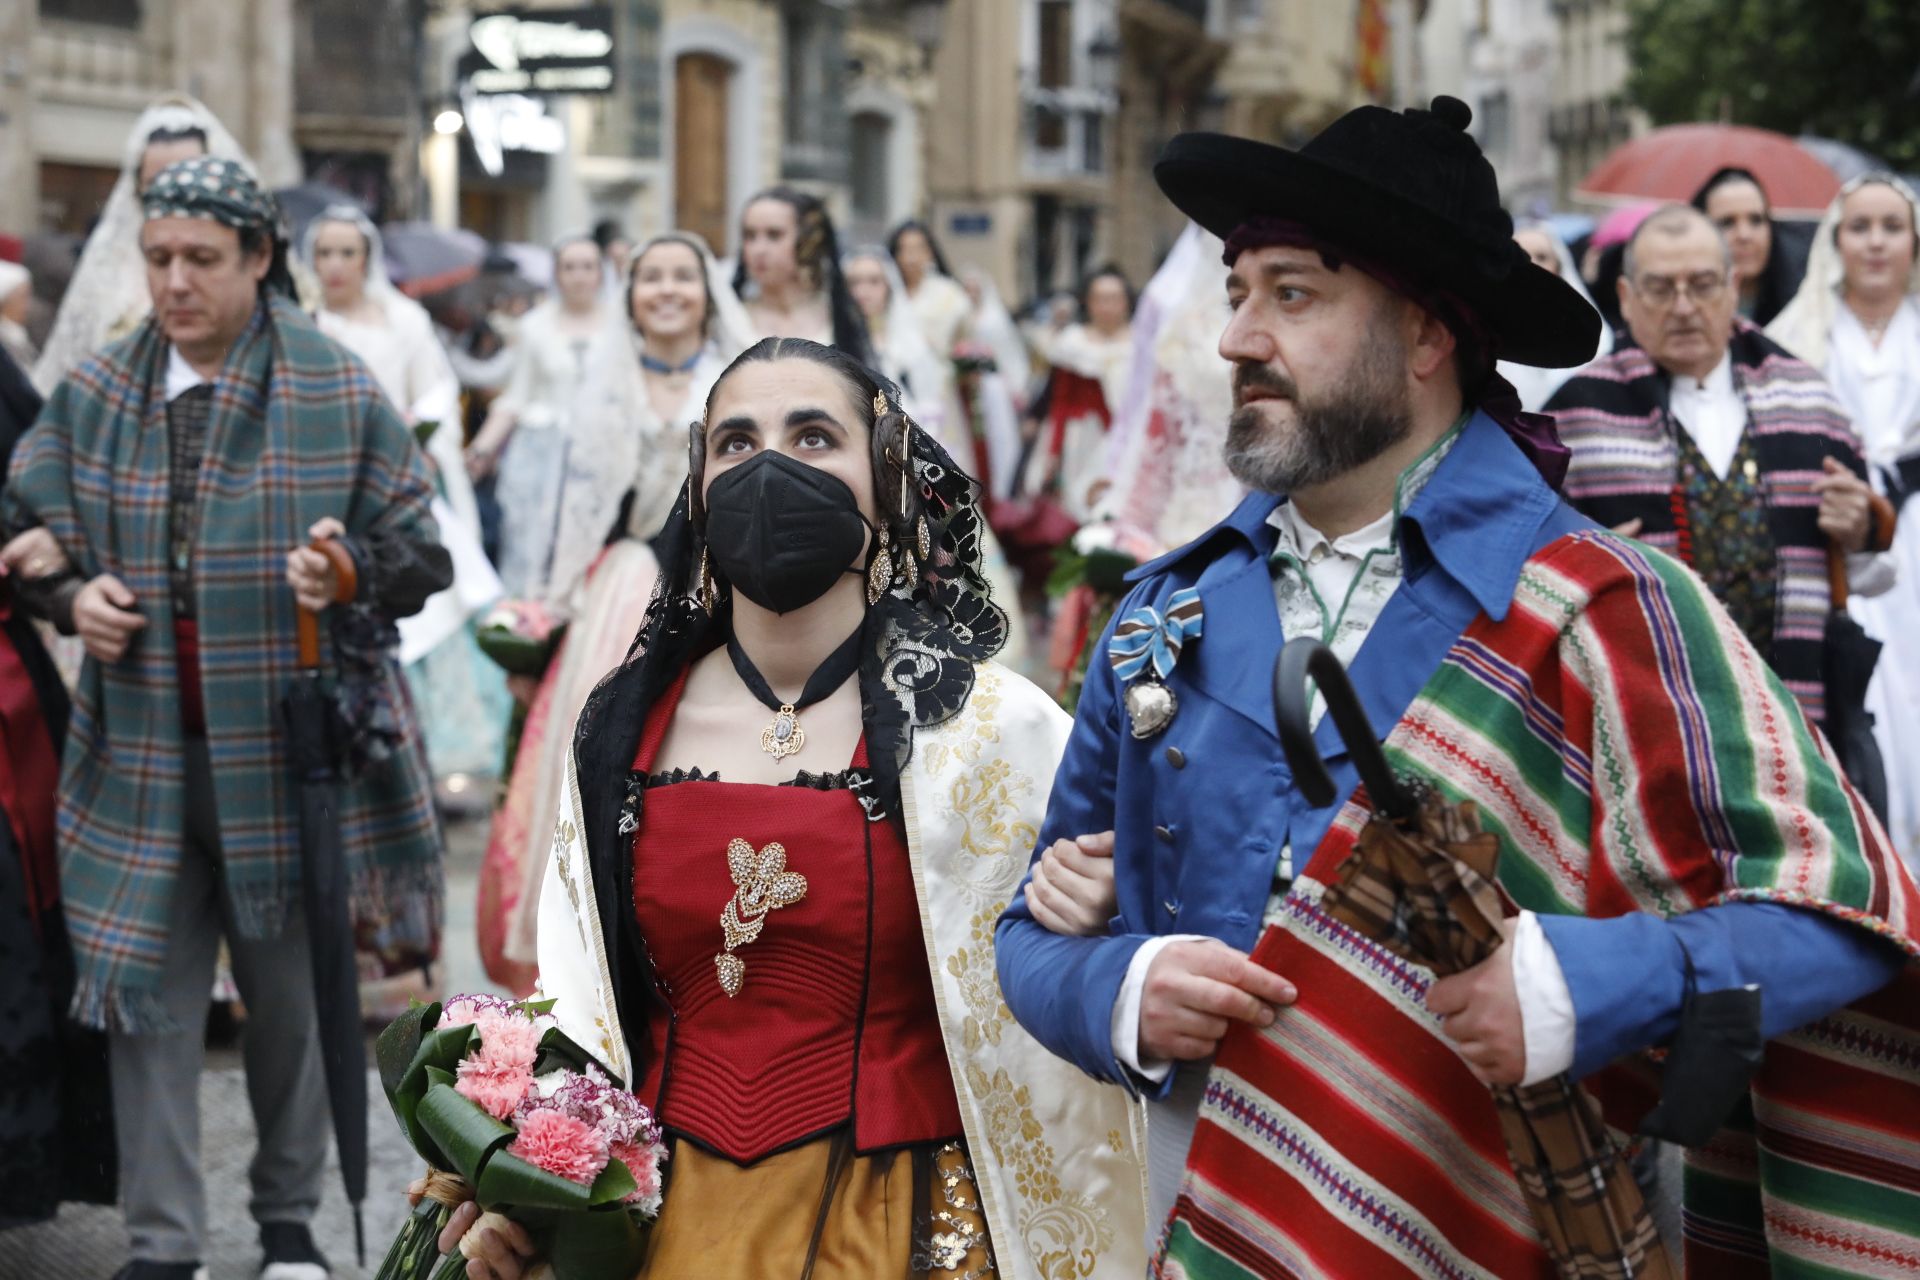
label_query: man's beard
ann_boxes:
[1223,326,1414,494]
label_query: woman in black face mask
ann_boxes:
[430,336,1148,1280]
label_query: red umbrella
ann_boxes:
[1577,123,1843,218]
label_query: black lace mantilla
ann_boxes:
[569,383,1007,1074]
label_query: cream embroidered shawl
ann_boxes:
[535,661,1149,1279]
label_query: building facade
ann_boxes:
[1547,0,1643,206]
[1411,0,1557,214]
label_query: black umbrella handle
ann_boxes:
[1274,637,1415,822]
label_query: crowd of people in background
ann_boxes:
[3,87,1919,1280]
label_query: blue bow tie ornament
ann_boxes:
[1108,588,1203,738]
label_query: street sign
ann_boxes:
[459,6,616,96]
[949,212,993,236]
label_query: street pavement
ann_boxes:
[0,807,504,1280]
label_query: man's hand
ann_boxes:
[72,574,145,663]
[1139,938,1297,1062]
[1814,457,1873,553]
[1027,832,1117,937]
[286,517,348,613]
[430,1197,536,1280]
[0,527,70,579]
[1427,922,1525,1086]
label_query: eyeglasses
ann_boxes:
[1630,272,1729,307]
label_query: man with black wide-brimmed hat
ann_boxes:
[997,98,1919,1273]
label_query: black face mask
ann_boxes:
[703,448,873,615]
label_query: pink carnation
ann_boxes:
[440,993,520,1028]
[610,1139,664,1212]
[508,1109,609,1186]
[472,1011,542,1072]
[455,1056,535,1121]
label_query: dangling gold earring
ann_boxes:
[867,525,893,606]
[697,547,717,613]
[916,514,931,562]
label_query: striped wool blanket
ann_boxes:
[1159,529,1920,1279]
[1544,322,1870,726]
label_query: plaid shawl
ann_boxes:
[1160,530,1920,1278]
[1545,322,1868,726]
[9,296,444,1032]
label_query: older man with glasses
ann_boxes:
[1546,202,1894,736]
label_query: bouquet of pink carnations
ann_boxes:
[373,994,665,1280]
[475,600,567,676]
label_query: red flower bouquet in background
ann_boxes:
[375,995,665,1280]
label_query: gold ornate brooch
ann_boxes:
[714,838,808,996]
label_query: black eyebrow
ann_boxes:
[785,407,845,431]
[711,408,846,436]
[1228,258,1324,291]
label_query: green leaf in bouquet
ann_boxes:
[522,997,558,1016]
[546,1208,648,1280]
[475,623,565,677]
[587,1155,637,1207]
[472,1148,594,1213]
[532,1025,620,1084]
[377,1001,441,1098]
[1084,546,1141,594]
[416,1082,517,1189]
[413,419,441,448]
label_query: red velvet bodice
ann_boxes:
[630,673,962,1163]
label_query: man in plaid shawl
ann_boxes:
[7,156,450,1280]
[997,97,1920,1277]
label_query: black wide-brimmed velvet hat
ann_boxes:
[1154,96,1601,369]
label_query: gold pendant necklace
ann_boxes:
[728,628,864,763]
[759,704,806,760]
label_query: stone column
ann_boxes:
[0,2,37,234]
[249,0,300,186]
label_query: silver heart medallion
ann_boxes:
[1124,680,1178,740]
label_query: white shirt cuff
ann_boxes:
[1511,910,1577,1086]
[1847,550,1897,599]
[1112,933,1212,1082]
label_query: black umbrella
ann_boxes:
[380,221,487,298]
[1824,515,1893,825]
[280,537,367,1263]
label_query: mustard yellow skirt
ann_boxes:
[638,1131,994,1279]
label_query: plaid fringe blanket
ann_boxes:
[1159,530,1920,1279]
[8,298,444,1032]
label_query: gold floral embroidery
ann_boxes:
[945,907,1013,1051]
[714,838,807,996]
[914,665,1130,1279]
[962,1066,1114,1280]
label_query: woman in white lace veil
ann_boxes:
[1091,223,1242,555]
[465,235,642,605]
[888,219,975,360]
[1769,173,1920,872]
[481,230,759,990]
[1498,220,1611,411]
[301,206,509,784]
[33,94,250,393]
[844,246,957,451]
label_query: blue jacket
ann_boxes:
[995,411,1899,1092]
